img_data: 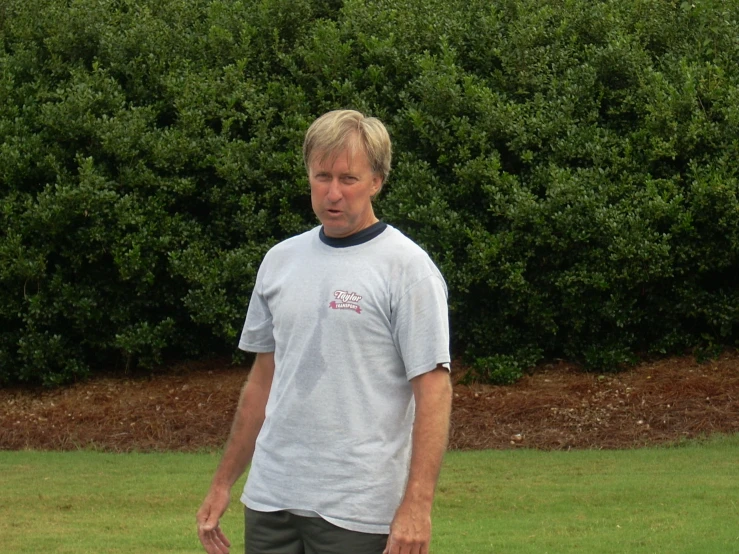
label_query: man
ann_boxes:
[196,110,452,554]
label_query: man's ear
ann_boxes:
[371,174,383,199]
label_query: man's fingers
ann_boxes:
[214,526,231,548]
[197,505,222,533]
[199,525,231,554]
[383,533,394,554]
[198,521,214,533]
[197,507,230,554]
[195,507,211,529]
[383,538,404,554]
[209,526,231,554]
[385,535,427,554]
[197,488,231,553]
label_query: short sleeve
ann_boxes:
[238,264,276,353]
[392,271,451,381]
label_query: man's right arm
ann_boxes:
[196,351,275,554]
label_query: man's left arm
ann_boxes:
[385,365,453,554]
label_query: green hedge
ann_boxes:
[1,0,738,385]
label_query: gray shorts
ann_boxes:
[245,508,388,554]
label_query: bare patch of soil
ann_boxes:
[1,351,738,452]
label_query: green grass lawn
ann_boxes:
[1,436,737,553]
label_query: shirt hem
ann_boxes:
[242,495,390,535]
[406,359,451,381]
[238,341,275,353]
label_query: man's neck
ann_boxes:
[319,221,388,248]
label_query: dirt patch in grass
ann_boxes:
[1,351,738,452]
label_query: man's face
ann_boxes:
[309,145,382,238]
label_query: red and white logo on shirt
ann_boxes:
[329,290,363,314]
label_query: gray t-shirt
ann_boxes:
[238,224,450,534]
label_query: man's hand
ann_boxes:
[196,487,232,554]
[383,499,432,554]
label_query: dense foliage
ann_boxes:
[1,0,738,385]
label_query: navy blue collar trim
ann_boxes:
[319,221,388,248]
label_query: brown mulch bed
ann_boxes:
[1,351,738,452]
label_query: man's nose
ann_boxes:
[326,179,342,202]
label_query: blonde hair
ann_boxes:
[303,110,392,184]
